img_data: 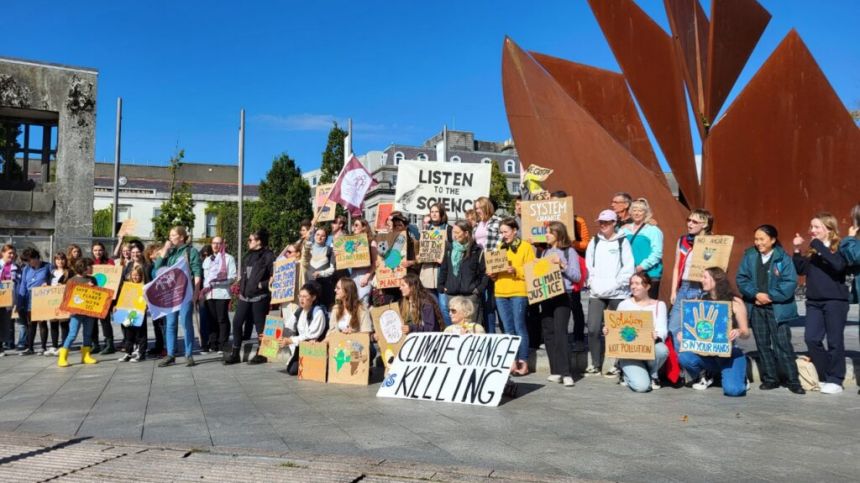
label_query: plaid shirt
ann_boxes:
[486,215,503,250]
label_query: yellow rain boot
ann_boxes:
[57,348,70,368]
[81,346,98,365]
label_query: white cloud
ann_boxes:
[254,113,418,140]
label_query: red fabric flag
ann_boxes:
[664,333,682,383]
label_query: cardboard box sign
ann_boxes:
[484,250,510,275]
[30,286,70,321]
[680,300,733,357]
[326,332,371,385]
[525,164,553,181]
[112,282,146,327]
[524,258,565,305]
[270,258,298,305]
[374,232,408,289]
[298,341,328,382]
[393,160,491,221]
[59,283,113,319]
[686,235,734,282]
[521,196,574,244]
[604,310,655,361]
[375,202,395,232]
[258,315,287,360]
[334,234,371,269]
[117,219,138,237]
[314,183,336,222]
[93,265,123,300]
[416,229,446,264]
[0,281,14,308]
[371,303,405,370]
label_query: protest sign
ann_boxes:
[484,250,509,275]
[0,281,13,307]
[143,257,194,320]
[521,196,574,243]
[374,232,408,289]
[117,219,137,238]
[112,282,146,327]
[394,160,491,220]
[524,258,565,305]
[258,315,285,360]
[375,202,394,232]
[298,341,327,382]
[371,303,405,369]
[314,183,336,222]
[30,286,70,321]
[604,310,655,361]
[686,235,734,282]
[334,234,371,269]
[377,333,521,407]
[93,265,123,299]
[60,283,113,319]
[680,300,732,357]
[525,164,553,181]
[270,258,297,304]
[327,332,371,385]
[416,228,446,264]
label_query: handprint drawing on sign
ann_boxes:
[683,301,729,345]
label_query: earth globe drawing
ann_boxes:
[696,319,714,340]
[620,326,638,342]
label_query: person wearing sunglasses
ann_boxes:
[667,209,714,348]
[443,296,485,334]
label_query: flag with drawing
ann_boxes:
[328,156,378,217]
[144,257,194,320]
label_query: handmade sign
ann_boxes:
[298,341,328,382]
[680,300,732,357]
[112,282,146,327]
[371,303,405,369]
[93,265,123,300]
[604,310,655,361]
[377,333,521,407]
[522,164,553,199]
[326,332,371,385]
[484,250,510,275]
[270,258,298,304]
[143,257,194,320]
[524,258,565,305]
[417,228,446,264]
[0,281,13,308]
[117,219,138,237]
[30,286,70,321]
[374,231,408,289]
[258,315,285,360]
[333,234,371,269]
[375,201,395,232]
[314,183,336,222]
[521,196,574,243]
[394,160,491,220]
[59,283,113,319]
[686,235,734,282]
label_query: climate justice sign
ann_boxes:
[394,161,491,220]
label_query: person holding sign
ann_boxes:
[43,252,71,356]
[117,265,149,363]
[539,221,581,387]
[398,273,442,333]
[349,218,377,306]
[474,197,503,334]
[438,220,487,326]
[420,203,454,325]
[282,282,329,376]
[89,242,116,355]
[17,248,51,355]
[584,211,634,376]
[677,268,751,396]
[604,273,668,392]
[304,226,337,310]
[736,225,804,394]
[57,258,100,367]
[0,244,18,356]
[620,199,664,299]
[793,212,850,395]
[330,278,372,335]
[492,218,535,376]
[668,209,713,343]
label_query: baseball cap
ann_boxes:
[596,209,618,222]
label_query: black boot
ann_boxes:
[223,348,240,365]
[248,354,267,365]
[99,337,116,355]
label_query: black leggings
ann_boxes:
[24,312,47,351]
[49,320,70,348]
[231,298,270,350]
[205,299,231,350]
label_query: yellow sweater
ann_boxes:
[494,240,535,298]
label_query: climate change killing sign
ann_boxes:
[377,333,520,407]
[394,160,491,220]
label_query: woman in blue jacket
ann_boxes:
[736,225,804,394]
[839,204,859,308]
[17,248,51,355]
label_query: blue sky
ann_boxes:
[3,1,858,183]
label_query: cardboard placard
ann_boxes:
[371,303,405,369]
[314,183,336,222]
[374,232,408,289]
[334,234,371,269]
[270,258,298,305]
[521,197,574,244]
[377,333,521,407]
[93,265,123,299]
[417,228,446,264]
[298,341,328,382]
[604,310,655,361]
[686,235,735,282]
[375,202,394,232]
[117,219,138,238]
[524,258,565,305]
[0,281,13,308]
[112,282,146,327]
[394,160,491,220]
[326,332,371,385]
[59,283,113,319]
[525,164,553,181]
[258,315,284,360]
[484,250,509,275]
[680,300,733,357]
[30,286,70,321]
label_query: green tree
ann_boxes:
[251,153,313,251]
[205,200,261,260]
[0,122,24,180]
[152,149,195,241]
[93,204,113,237]
[489,161,513,214]
[319,121,347,183]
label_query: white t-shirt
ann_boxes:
[617,298,668,340]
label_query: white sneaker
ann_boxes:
[604,367,620,378]
[584,366,599,375]
[48,347,58,356]
[118,354,131,362]
[692,376,713,391]
[820,382,843,394]
[651,378,661,390]
[563,376,575,387]
[547,375,562,383]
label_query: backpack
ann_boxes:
[796,356,820,391]
[591,237,625,268]
[559,247,587,292]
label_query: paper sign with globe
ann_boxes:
[524,258,564,305]
[374,232,408,289]
[680,300,732,357]
[93,265,123,299]
[326,332,370,385]
[112,282,146,327]
[59,282,113,319]
[604,310,655,361]
[334,234,371,269]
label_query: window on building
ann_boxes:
[394,151,405,165]
[392,175,398,185]
[153,208,162,220]
[117,204,132,221]
[205,212,218,238]
[417,153,428,161]
[450,155,461,163]
[505,159,516,174]
[481,158,492,164]
[311,176,317,186]
[510,182,520,194]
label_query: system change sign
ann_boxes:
[377,333,520,407]
[394,160,490,220]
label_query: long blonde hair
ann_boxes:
[813,212,840,253]
[474,197,495,222]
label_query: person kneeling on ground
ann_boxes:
[281,282,328,376]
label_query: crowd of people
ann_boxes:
[1,195,858,398]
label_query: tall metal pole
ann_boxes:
[237,109,245,270]
[345,117,353,224]
[443,124,448,163]
[110,97,122,238]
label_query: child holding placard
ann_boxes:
[17,248,51,355]
[118,264,149,363]
[44,252,71,356]
[58,258,99,367]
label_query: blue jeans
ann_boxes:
[437,292,452,327]
[496,296,529,361]
[668,281,703,336]
[620,342,668,392]
[63,315,95,349]
[165,302,195,358]
[483,283,496,334]
[678,347,747,397]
